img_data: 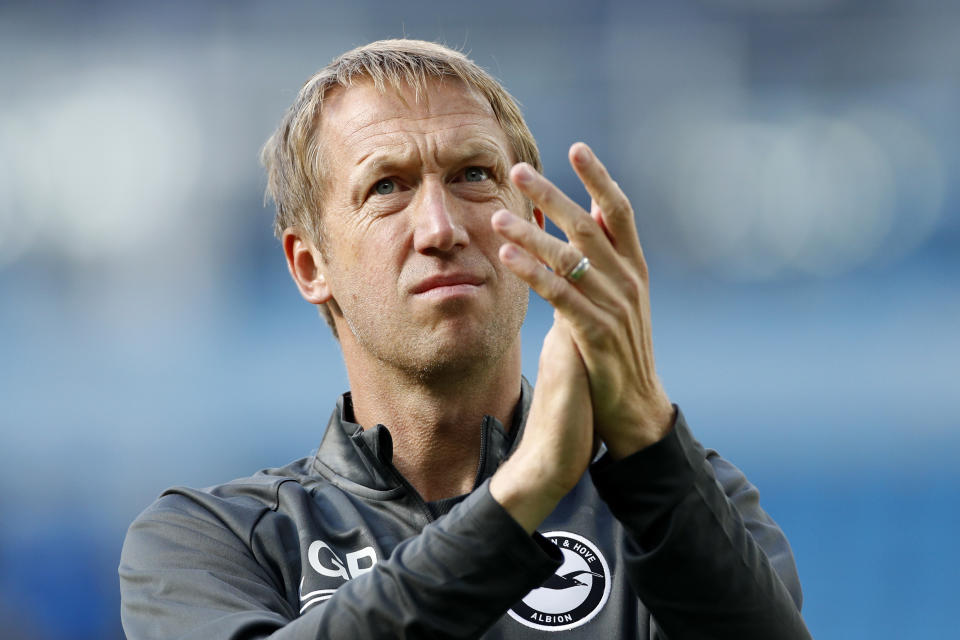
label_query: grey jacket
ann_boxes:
[120,382,811,639]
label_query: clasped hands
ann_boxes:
[489,143,674,532]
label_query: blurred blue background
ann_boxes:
[1,1,957,638]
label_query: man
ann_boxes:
[120,39,811,639]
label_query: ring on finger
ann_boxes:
[564,255,591,282]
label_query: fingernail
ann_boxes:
[492,210,515,228]
[514,164,533,184]
[501,243,520,260]
[574,144,590,164]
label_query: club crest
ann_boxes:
[508,531,611,631]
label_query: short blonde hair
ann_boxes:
[261,39,542,337]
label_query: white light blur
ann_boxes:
[0,120,37,267]
[636,106,944,280]
[846,108,946,265]
[2,66,203,265]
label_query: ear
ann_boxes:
[282,227,333,305]
[533,207,545,230]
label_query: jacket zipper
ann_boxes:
[473,417,490,489]
[385,463,436,525]
[385,419,491,527]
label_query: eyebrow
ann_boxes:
[353,145,417,180]
[351,137,509,184]
[436,139,507,168]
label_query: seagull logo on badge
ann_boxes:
[508,531,611,631]
[541,569,605,590]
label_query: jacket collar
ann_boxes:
[310,377,533,493]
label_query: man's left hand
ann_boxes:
[492,142,674,460]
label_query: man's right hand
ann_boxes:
[489,319,594,533]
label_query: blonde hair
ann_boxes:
[261,39,541,337]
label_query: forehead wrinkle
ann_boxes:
[341,111,496,150]
[356,139,411,165]
[434,134,508,167]
[350,121,507,176]
[352,143,419,182]
[322,76,497,145]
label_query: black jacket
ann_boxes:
[120,381,811,639]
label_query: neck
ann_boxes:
[340,339,522,503]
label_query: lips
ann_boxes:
[411,273,485,295]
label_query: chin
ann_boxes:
[407,332,490,380]
[345,289,528,382]
[404,317,522,384]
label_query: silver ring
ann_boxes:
[564,255,590,282]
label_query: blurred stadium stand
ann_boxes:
[1,1,958,638]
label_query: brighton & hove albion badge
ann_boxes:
[508,531,611,631]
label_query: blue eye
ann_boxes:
[464,167,488,182]
[373,179,395,195]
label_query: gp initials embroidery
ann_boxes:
[299,540,378,614]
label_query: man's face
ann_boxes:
[313,78,532,378]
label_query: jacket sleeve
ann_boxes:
[589,408,811,640]
[119,480,562,640]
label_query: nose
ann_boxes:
[412,179,469,254]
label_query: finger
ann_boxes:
[569,143,645,266]
[509,163,620,274]
[492,210,594,284]
[499,240,623,335]
[590,198,613,244]
[499,242,598,324]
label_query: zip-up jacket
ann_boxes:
[120,380,811,639]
